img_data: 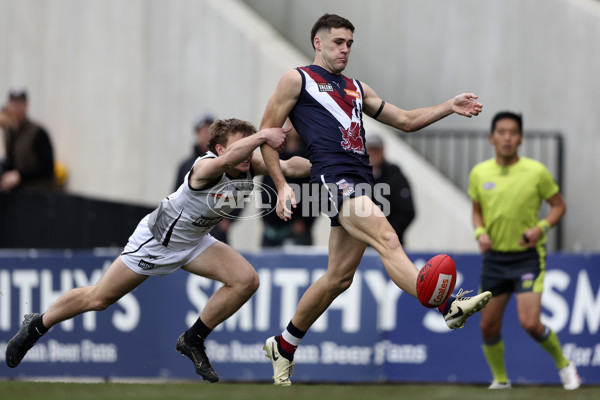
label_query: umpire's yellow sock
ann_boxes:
[536,327,569,369]
[482,337,509,383]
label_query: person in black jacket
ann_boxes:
[174,113,215,190]
[1,89,55,192]
[367,134,415,245]
[260,128,315,247]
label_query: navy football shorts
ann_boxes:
[315,172,375,227]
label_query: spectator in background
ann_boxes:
[173,112,237,243]
[1,89,55,192]
[0,106,16,168]
[261,128,315,247]
[367,134,415,245]
[174,112,215,190]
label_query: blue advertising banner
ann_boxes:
[0,249,598,385]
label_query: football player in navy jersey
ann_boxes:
[260,13,491,386]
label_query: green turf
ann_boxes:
[0,382,598,400]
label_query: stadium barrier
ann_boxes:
[0,249,598,385]
[0,191,152,249]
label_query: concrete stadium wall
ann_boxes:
[0,0,300,207]
[1,0,598,252]
[0,0,478,252]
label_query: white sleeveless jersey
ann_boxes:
[148,152,253,251]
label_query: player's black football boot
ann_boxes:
[6,313,42,368]
[175,333,219,382]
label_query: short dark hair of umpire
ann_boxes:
[491,111,523,134]
[310,14,355,50]
[207,118,257,154]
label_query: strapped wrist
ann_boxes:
[475,226,487,240]
[537,219,551,237]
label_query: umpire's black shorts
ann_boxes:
[480,248,545,296]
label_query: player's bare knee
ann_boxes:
[480,320,500,338]
[90,297,118,311]
[79,287,114,311]
[380,229,401,251]
[92,302,109,312]
[328,275,354,295]
[246,272,260,294]
[236,271,260,298]
[520,319,540,336]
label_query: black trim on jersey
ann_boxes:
[188,152,220,191]
[185,170,194,190]
[121,237,154,256]
[162,209,183,247]
[372,100,386,120]
[191,174,221,192]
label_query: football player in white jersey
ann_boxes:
[6,118,311,383]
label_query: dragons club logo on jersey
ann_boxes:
[340,121,365,155]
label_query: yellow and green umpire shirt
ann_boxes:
[468,156,559,253]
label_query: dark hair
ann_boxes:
[207,118,257,154]
[193,113,215,132]
[8,88,27,102]
[310,14,355,50]
[491,111,522,133]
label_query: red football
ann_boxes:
[416,254,457,308]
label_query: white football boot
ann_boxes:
[559,362,581,390]
[488,380,512,389]
[264,336,295,386]
[444,289,492,329]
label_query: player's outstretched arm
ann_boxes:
[190,127,287,189]
[362,82,483,132]
[252,153,311,179]
[259,69,302,220]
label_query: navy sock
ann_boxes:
[442,297,455,314]
[185,318,212,345]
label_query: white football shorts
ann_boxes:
[120,215,218,276]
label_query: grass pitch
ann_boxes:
[0,381,598,400]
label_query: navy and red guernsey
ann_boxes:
[289,65,373,182]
